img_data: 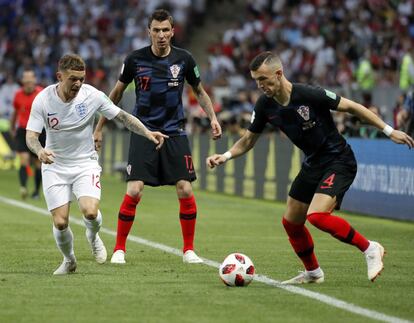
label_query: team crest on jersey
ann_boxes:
[169,64,181,78]
[296,105,310,121]
[75,103,88,118]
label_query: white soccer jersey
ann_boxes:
[27,83,120,165]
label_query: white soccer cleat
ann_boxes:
[111,250,126,264]
[86,232,107,264]
[281,269,325,285]
[183,250,203,264]
[53,258,77,275]
[365,241,385,282]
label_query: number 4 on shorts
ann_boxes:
[320,173,335,189]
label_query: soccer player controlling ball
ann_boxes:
[26,54,167,275]
[207,51,414,284]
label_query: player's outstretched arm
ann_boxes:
[114,110,168,150]
[338,97,414,149]
[192,83,222,140]
[26,130,55,164]
[206,130,260,169]
[94,81,129,151]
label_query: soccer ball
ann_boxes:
[219,253,255,287]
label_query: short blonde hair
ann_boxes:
[58,54,85,72]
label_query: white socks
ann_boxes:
[53,225,75,262]
[83,210,102,242]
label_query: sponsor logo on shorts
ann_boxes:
[126,164,132,176]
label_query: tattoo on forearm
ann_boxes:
[115,110,147,137]
[26,136,43,156]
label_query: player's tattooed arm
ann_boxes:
[26,130,55,164]
[26,130,43,156]
[114,110,168,149]
[114,110,149,137]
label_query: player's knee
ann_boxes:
[83,211,98,220]
[79,204,98,219]
[283,213,306,225]
[176,180,193,198]
[126,181,143,198]
[53,218,68,230]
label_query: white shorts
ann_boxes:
[42,161,102,211]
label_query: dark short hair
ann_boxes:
[58,54,85,72]
[249,51,281,71]
[148,9,174,28]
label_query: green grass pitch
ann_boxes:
[0,169,413,323]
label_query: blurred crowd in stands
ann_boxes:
[196,0,414,137]
[0,0,413,141]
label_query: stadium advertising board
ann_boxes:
[342,139,414,221]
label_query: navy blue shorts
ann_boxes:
[126,133,196,186]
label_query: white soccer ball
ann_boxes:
[219,253,255,287]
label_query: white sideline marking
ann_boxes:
[0,195,411,323]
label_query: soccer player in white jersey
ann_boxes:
[26,54,168,275]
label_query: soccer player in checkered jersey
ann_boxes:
[26,54,167,275]
[207,51,414,284]
[94,9,222,264]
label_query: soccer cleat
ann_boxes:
[31,191,40,200]
[86,232,107,264]
[183,250,203,264]
[53,258,77,275]
[110,249,126,264]
[20,187,28,200]
[281,269,325,285]
[364,241,385,282]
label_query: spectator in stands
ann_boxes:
[207,51,414,285]
[0,73,19,120]
[398,91,414,137]
[94,9,222,265]
[10,70,45,199]
[0,74,19,156]
[399,44,414,91]
[356,49,376,94]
